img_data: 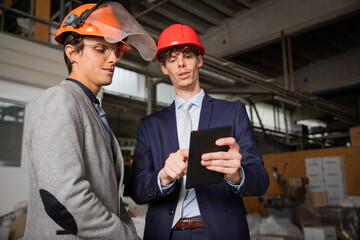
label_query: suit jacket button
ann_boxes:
[169,209,174,215]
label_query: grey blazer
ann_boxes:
[24,80,139,239]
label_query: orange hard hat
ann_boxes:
[55,2,157,61]
[155,24,205,61]
[55,3,129,51]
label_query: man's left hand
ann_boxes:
[201,137,242,183]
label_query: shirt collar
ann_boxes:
[66,78,99,104]
[175,89,205,110]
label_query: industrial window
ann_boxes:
[104,67,146,99]
[246,102,293,133]
[104,67,176,105]
[0,99,25,167]
[156,83,176,105]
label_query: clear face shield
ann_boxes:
[86,2,156,61]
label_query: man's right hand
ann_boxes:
[159,149,189,186]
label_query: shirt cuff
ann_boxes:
[225,166,245,191]
[157,171,175,193]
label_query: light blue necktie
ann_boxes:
[94,101,111,144]
[172,101,192,228]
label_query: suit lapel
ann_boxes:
[166,102,179,156]
[166,102,184,196]
[64,81,114,164]
[111,133,122,179]
[198,94,214,130]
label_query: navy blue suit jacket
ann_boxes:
[129,94,269,240]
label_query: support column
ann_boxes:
[287,38,295,92]
[282,102,290,143]
[59,0,65,24]
[281,31,289,90]
[34,0,51,42]
[146,77,163,115]
[146,77,153,116]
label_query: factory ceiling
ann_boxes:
[115,0,360,148]
[1,0,360,149]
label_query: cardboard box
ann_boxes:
[307,172,324,181]
[326,180,347,206]
[258,234,296,240]
[303,225,336,240]
[307,173,325,190]
[322,156,344,171]
[325,181,347,197]
[338,196,360,207]
[349,126,360,146]
[308,183,326,193]
[305,158,323,173]
[7,217,26,240]
[323,171,346,182]
[309,192,327,207]
[326,197,342,206]
[323,156,346,183]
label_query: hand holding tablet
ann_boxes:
[185,126,232,189]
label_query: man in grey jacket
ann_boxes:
[24,2,156,239]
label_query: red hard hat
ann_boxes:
[155,24,205,61]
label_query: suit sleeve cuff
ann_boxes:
[225,166,245,191]
[157,171,175,193]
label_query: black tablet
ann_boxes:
[185,126,232,189]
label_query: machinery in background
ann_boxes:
[258,162,308,224]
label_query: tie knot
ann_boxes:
[182,102,192,112]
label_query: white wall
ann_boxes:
[0,32,66,216]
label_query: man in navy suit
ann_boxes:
[129,24,269,240]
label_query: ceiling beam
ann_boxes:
[203,0,360,56]
[201,0,235,18]
[313,30,345,53]
[290,47,316,63]
[203,54,355,120]
[236,0,251,9]
[171,0,220,26]
[134,0,169,19]
[136,15,171,35]
[295,37,332,59]
[237,53,283,73]
[333,24,360,46]
[139,1,207,34]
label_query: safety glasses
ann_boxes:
[84,43,129,60]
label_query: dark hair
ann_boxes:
[63,33,85,74]
[158,45,202,65]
